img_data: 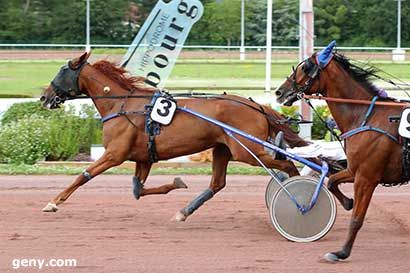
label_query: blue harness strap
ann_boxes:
[360,96,378,127]
[341,125,399,143]
[341,96,399,144]
[101,113,122,123]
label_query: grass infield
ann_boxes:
[1,60,409,97]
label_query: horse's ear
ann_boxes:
[70,51,91,69]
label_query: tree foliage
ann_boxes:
[0,0,409,47]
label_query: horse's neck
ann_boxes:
[324,70,374,133]
[81,67,132,117]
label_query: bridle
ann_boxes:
[289,57,322,100]
[49,60,88,105]
[287,56,344,144]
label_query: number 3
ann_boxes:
[157,100,172,117]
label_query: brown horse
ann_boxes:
[275,42,407,261]
[40,52,309,221]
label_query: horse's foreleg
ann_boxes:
[132,162,187,200]
[175,145,231,222]
[328,169,354,211]
[324,175,378,262]
[42,150,122,212]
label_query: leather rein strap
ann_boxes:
[304,94,401,144]
[303,94,409,107]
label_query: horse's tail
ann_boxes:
[261,106,310,148]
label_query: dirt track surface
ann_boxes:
[0,175,409,273]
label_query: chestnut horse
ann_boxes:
[40,52,309,221]
[275,41,407,261]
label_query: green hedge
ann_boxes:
[0,101,102,164]
[0,116,51,164]
[312,105,331,139]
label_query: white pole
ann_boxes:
[398,0,402,49]
[393,0,406,61]
[240,0,245,61]
[86,0,91,52]
[299,0,314,139]
[265,0,272,93]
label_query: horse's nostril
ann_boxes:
[275,91,282,97]
[40,96,46,102]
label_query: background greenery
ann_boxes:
[0,0,409,47]
[0,101,102,164]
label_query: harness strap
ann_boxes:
[101,113,122,123]
[340,95,399,143]
[340,125,399,144]
[144,91,163,163]
[360,96,378,127]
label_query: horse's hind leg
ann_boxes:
[42,150,123,212]
[328,169,354,210]
[175,144,231,222]
[132,162,187,200]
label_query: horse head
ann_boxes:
[275,41,337,106]
[41,52,91,109]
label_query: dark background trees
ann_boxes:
[0,0,409,47]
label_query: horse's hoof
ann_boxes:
[323,252,340,262]
[173,177,188,189]
[174,211,187,222]
[42,202,58,212]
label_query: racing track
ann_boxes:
[0,175,409,273]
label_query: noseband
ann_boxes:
[50,60,88,102]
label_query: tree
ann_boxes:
[246,0,298,46]
[199,0,242,46]
[314,0,349,45]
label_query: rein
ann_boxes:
[68,92,295,127]
[304,94,409,107]
[304,94,400,144]
[65,92,218,100]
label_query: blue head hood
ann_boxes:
[316,40,336,68]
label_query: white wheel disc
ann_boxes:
[265,171,289,208]
[265,178,278,208]
[269,176,337,242]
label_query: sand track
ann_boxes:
[0,175,409,272]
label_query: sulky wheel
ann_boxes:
[269,176,337,242]
[265,171,289,208]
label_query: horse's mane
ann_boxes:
[332,53,384,98]
[92,60,153,92]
